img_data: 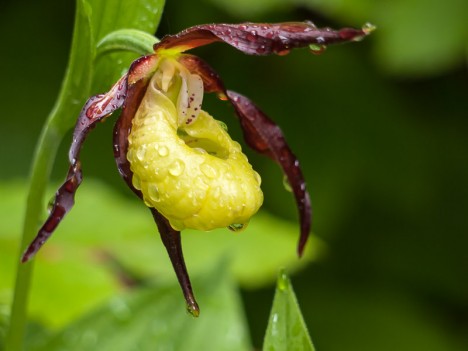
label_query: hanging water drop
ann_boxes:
[132,175,142,190]
[275,49,290,56]
[309,44,327,55]
[200,163,218,178]
[47,195,56,214]
[362,22,377,35]
[136,147,146,161]
[158,145,169,157]
[216,120,228,132]
[148,183,161,202]
[282,175,292,192]
[217,93,228,101]
[228,222,248,232]
[169,159,185,177]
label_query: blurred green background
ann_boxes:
[1,0,468,350]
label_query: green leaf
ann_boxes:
[96,29,159,57]
[263,270,315,351]
[28,264,251,351]
[90,0,165,93]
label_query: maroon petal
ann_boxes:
[113,54,200,316]
[151,209,200,317]
[22,75,127,262]
[113,56,157,192]
[155,22,370,56]
[227,91,312,257]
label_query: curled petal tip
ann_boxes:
[21,251,33,263]
[362,22,377,36]
[187,301,200,317]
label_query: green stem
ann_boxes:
[4,124,63,351]
[5,1,93,349]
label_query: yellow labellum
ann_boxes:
[127,58,263,231]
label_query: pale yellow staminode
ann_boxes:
[127,57,263,231]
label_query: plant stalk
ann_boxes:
[4,123,63,351]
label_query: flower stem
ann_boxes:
[4,123,63,351]
[4,1,93,348]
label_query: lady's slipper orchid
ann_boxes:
[22,21,373,316]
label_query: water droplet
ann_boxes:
[187,302,200,317]
[282,175,292,192]
[246,30,257,42]
[169,159,185,177]
[217,93,228,101]
[158,145,169,157]
[148,183,161,202]
[109,298,131,321]
[200,163,218,178]
[132,175,142,190]
[143,197,152,207]
[256,45,267,54]
[309,44,327,55]
[277,269,289,291]
[170,219,185,231]
[362,22,377,35]
[193,147,208,155]
[47,195,55,214]
[275,49,290,56]
[254,171,262,185]
[228,222,248,232]
[136,147,146,161]
[216,120,228,131]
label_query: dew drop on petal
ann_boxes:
[136,147,146,161]
[275,49,290,56]
[282,175,293,192]
[158,145,169,157]
[217,93,228,101]
[193,147,208,155]
[201,163,218,178]
[148,183,161,202]
[132,175,142,190]
[216,120,228,132]
[109,298,132,322]
[47,195,55,214]
[309,44,327,55]
[254,171,262,186]
[362,22,377,35]
[168,159,185,177]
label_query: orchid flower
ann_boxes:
[22,21,373,316]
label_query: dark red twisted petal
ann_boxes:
[226,91,312,257]
[22,75,127,263]
[154,22,369,56]
[113,54,200,316]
